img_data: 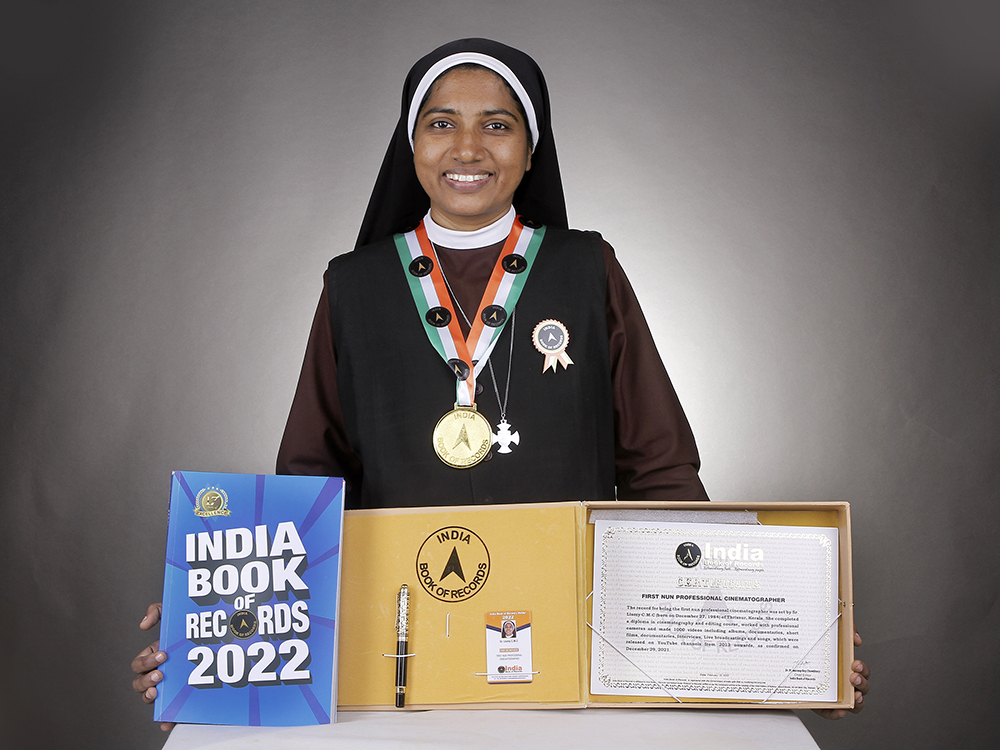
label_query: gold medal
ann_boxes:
[433,406,493,468]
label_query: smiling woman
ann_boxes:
[413,66,533,231]
[274,37,709,507]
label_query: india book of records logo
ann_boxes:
[415,526,490,602]
[229,609,259,639]
[675,542,702,568]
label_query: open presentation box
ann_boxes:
[336,501,854,711]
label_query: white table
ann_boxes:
[162,708,820,749]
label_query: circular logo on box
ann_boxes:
[416,526,490,602]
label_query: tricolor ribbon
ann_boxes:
[395,217,545,407]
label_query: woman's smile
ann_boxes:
[444,171,491,185]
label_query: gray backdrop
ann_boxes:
[2,1,997,748]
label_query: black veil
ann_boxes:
[354,38,568,250]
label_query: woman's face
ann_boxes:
[413,67,532,232]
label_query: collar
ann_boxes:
[423,207,516,249]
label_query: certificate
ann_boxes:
[590,520,839,703]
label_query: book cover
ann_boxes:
[154,471,345,726]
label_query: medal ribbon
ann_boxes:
[395,216,545,407]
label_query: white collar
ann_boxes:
[423,207,516,249]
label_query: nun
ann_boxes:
[276,38,708,509]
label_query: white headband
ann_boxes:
[406,52,540,151]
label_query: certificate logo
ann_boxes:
[675,542,702,568]
[416,526,490,602]
[194,486,231,517]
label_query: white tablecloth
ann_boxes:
[162,708,819,749]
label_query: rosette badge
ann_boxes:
[532,319,573,372]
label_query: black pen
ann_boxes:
[395,584,409,708]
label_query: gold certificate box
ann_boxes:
[336,501,854,712]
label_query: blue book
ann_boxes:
[154,471,345,726]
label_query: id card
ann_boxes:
[486,611,532,683]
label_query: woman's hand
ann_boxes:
[813,628,869,719]
[131,603,175,732]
